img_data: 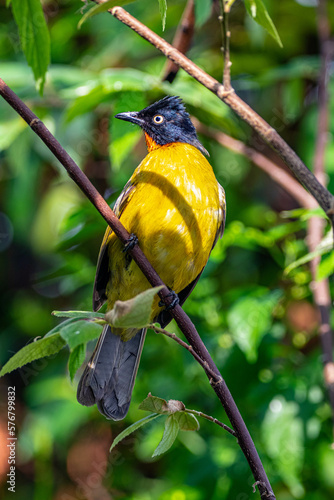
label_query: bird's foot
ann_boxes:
[123,233,139,252]
[159,290,180,311]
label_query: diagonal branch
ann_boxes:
[0,78,275,499]
[161,0,195,83]
[101,4,334,219]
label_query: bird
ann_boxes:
[77,96,226,420]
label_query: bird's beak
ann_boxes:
[114,111,144,126]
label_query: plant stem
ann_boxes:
[185,408,236,436]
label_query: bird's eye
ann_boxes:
[153,114,164,124]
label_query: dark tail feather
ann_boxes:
[77,325,146,420]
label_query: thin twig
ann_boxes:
[308,0,334,441]
[97,3,334,219]
[222,0,232,89]
[161,0,195,83]
[149,324,236,436]
[185,408,236,436]
[0,78,275,499]
[149,323,221,382]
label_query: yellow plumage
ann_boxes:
[101,142,225,319]
[77,96,226,420]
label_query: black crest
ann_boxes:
[115,96,208,156]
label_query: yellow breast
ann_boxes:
[106,142,221,313]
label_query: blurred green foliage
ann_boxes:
[0,0,334,499]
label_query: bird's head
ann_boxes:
[114,96,208,156]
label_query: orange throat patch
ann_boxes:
[145,133,162,152]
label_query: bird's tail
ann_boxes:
[77,325,146,420]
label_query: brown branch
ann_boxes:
[0,78,275,499]
[161,0,195,83]
[222,0,232,89]
[149,323,220,381]
[308,0,334,441]
[185,408,236,436]
[150,324,236,436]
[104,4,334,220]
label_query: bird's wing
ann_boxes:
[157,182,226,327]
[93,181,136,311]
[212,182,226,249]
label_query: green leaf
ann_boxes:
[227,288,282,362]
[152,414,179,457]
[105,286,164,329]
[263,397,304,497]
[317,251,334,281]
[194,0,212,27]
[0,334,65,377]
[68,344,86,382]
[64,69,156,122]
[110,92,146,170]
[78,0,134,29]
[44,317,82,338]
[244,0,282,47]
[280,207,325,221]
[139,395,170,414]
[110,413,162,452]
[0,118,27,152]
[52,310,105,321]
[284,230,333,276]
[176,412,200,431]
[59,320,102,351]
[158,0,167,30]
[11,0,50,94]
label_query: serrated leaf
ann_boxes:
[0,334,65,377]
[105,286,164,329]
[52,310,105,321]
[158,0,167,30]
[78,0,134,29]
[244,0,282,47]
[44,317,82,338]
[227,288,282,362]
[68,344,86,382]
[152,414,179,457]
[110,413,162,452]
[11,0,50,94]
[139,395,169,414]
[59,320,102,351]
[175,412,200,431]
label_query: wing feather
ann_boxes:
[93,181,136,311]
